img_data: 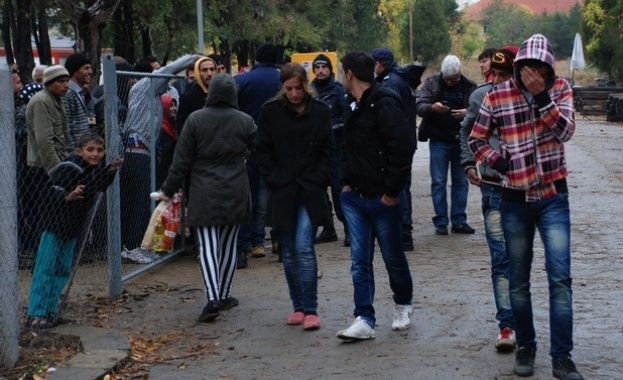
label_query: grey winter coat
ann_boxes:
[161,74,256,226]
[459,82,503,185]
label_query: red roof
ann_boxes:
[463,0,581,20]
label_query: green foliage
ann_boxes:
[481,0,533,47]
[407,0,451,63]
[480,0,582,60]
[582,0,623,82]
[456,21,486,59]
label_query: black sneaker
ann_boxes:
[553,357,584,380]
[198,300,220,322]
[451,223,475,234]
[236,250,248,269]
[514,345,536,377]
[315,228,338,243]
[219,297,239,311]
[402,237,414,251]
[435,225,449,235]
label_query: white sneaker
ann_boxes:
[391,303,413,331]
[337,316,375,340]
[495,327,517,352]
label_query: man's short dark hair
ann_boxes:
[134,55,159,73]
[478,48,496,61]
[340,51,375,83]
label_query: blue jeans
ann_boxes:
[279,205,318,314]
[340,190,413,327]
[481,184,513,330]
[237,160,271,251]
[429,140,469,227]
[501,193,574,359]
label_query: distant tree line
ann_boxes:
[1,0,620,84]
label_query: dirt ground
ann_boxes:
[17,115,623,380]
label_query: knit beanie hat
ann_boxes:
[490,46,519,74]
[65,53,92,77]
[43,65,70,86]
[19,82,44,104]
[47,161,84,190]
[312,54,333,73]
[371,47,394,64]
[255,43,280,65]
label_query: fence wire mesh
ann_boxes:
[1,57,188,367]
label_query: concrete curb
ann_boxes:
[46,325,130,380]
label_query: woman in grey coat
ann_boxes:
[160,73,256,322]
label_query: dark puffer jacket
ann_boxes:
[341,82,414,198]
[43,155,117,240]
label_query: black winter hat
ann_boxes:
[312,54,333,73]
[48,161,84,190]
[255,43,280,65]
[65,53,92,77]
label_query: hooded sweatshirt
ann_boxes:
[468,34,575,202]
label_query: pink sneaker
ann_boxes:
[286,311,305,325]
[303,314,321,330]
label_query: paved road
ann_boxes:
[103,116,622,380]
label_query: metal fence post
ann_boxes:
[0,64,20,366]
[102,55,123,297]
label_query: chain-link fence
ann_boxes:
[1,56,190,368]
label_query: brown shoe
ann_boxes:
[251,245,265,258]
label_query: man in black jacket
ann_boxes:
[336,51,414,341]
[372,47,424,251]
[310,54,349,246]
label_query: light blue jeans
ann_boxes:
[279,205,318,314]
[340,190,413,327]
[429,140,469,227]
[501,192,574,359]
[481,184,513,330]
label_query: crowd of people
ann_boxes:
[12,32,584,380]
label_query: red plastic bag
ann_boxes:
[159,193,182,252]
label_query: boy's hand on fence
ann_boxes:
[66,185,86,201]
[109,157,124,172]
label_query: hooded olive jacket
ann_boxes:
[161,74,256,226]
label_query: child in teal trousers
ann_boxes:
[27,133,122,330]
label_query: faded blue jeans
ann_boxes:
[340,190,413,327]
[237,160,271,252]
[279,205,318,314]
[481,184,513,330]
[429,140,469,227]
[501,192,574,359]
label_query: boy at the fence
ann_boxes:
[26,133,122,330]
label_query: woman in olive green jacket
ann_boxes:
[160,73,256,323]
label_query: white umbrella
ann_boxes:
[570,33,585,83]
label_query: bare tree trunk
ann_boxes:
[140,27,152,58]
[14,0,34,82]
[218,39,232,74]
[113,0,135,64]
[1,0,15,65]
[55,0,122,88]
[32,0,52,65]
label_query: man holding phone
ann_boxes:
[416,55,477,235]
